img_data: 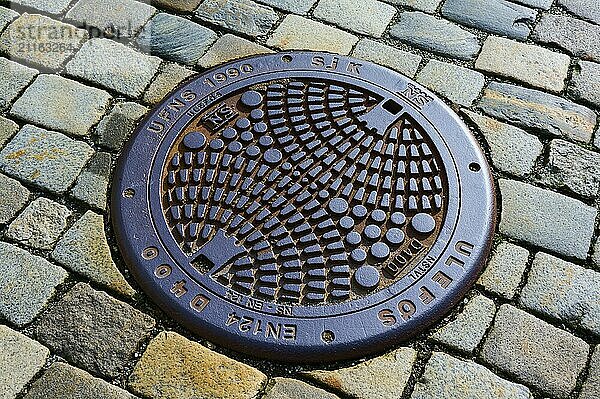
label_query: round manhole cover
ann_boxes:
[112,52,495,362]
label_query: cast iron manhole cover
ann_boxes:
[112,52,495,362]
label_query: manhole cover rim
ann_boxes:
[112,51,496,362]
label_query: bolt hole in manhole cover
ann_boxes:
[112,52,496,362]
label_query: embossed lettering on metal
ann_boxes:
[112,52,496,362]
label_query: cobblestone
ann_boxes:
[0,173,29,225]
[71,152,112,210]
[463,111,542,177]
[476,36,570,92]
[9,0,74,15]
[352,39,422,77]
[570,60,600,108]
[138,13,216,65]
[6,197,71,250]
[129,331,266,399]
[0,242,67,326]
[511,0,552,9]
[143,63,196,106]
[0,125,94,193]
[53,211,135,297]
[538,139,600,198]
[0,14,87,70]
[533,14,600,63]
[412,352,533,399]
[151,0,202,12]
[0,58,38,112]
[264,378,340,399]
[314,0,396,37]
[66,0,155,39]
[303,347,417,399]
[35,283,155,378]
[520,252,600,336]
[23,362,136,399]
[558,0,600,25]
[0,116,18,147]
[499,179,596,259]
[580,347,600,399]
[0,6,18,32]
[432,294,496,354]
[198,34,274,68]
[196,0,278,37]
[0,325,49,399]
[478,242,529,299]
[386,0,440,12]
[442,0,536,40]
[478,82,597,143]
[267,15,358,54]
[482,305,588,398]
[417,60,484,106]
[96,102,148,151]
[594,240,600,268]
[256,0,317,14]
[10,74,111,137]
[66,38,162,98]
[390,12,480,60]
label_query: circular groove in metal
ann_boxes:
[112,52,496,362]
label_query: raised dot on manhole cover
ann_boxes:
[112,52,496,362]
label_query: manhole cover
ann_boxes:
[112,52,495,362]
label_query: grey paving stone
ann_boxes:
[0,7,18,34]
[520,252,600,336]
[143,63,196,105]
[558,0,600,25]
[498,179,596,259]
[412,352,533,399]
[23,362,137,399]
[0,57,38,111]
[196,0,278,37]
[66,38,162,98]
[53,211,135,297]
[6,197,71,250]
[352,39,422,77]
[538,139,600,198]
[511,0,552,9]
[478,242,529,299]
[417,60,484,106]
[255,0,317,14]
[478,82,597,143]
[198,33,274,68]
[71,152,112,210]
[35,283,155,379]
[482,305,589,398]
[303,347,417,399]
[96,102,148,151]
[390,12,480,60]
[432,294,496,354]
[0,242,68,326]
[267,15,358,54]
[138,13,216,65]
[476,36,570,92]
[0,14,88,70]
[0,116,18,147]
[442,0,536,39]
[0,173,29,225]
[0,125,94,193]
[66,0,155,39]
[314,0,396,37]
[463,111,543,177]
[580,347,600,399]
[10,74,112,137]
[151,0,202,12]
[0,325,49,399]
[385,0,440,12]
[570,60,600,108]
[264,378,340,399]
[533,14,600,63]
[9,0,74,15]
[594,240,600,268]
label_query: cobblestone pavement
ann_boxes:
[0,0,598,398]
